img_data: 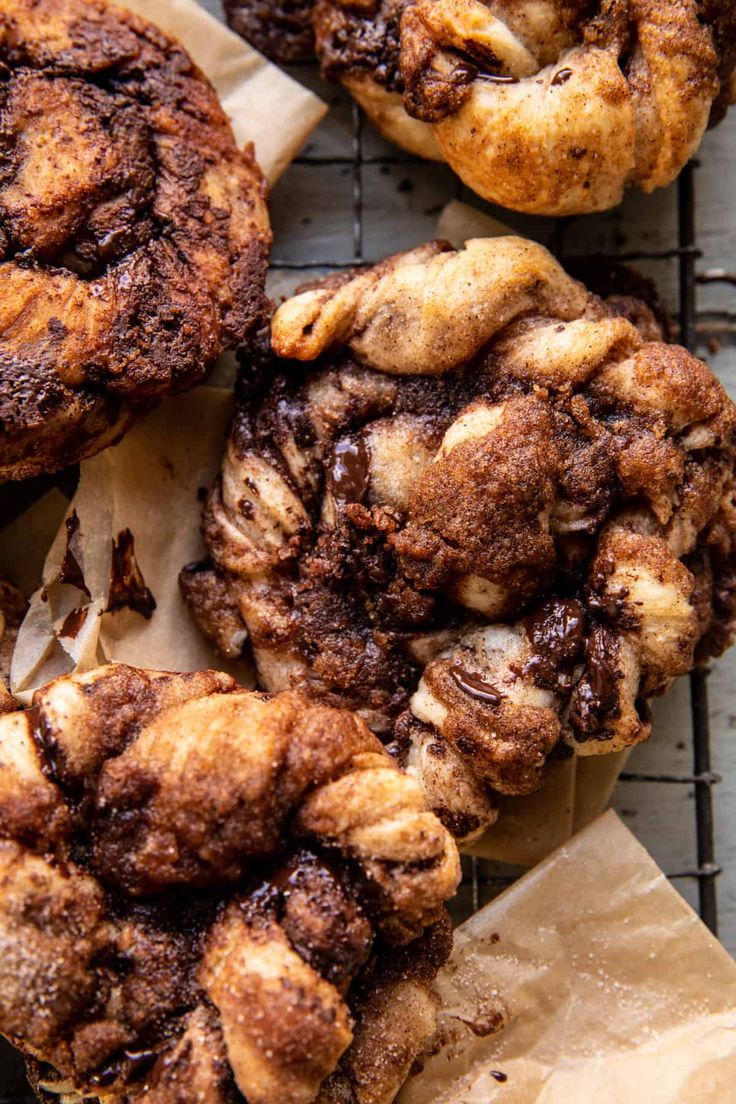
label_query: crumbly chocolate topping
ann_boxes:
[314,0,405,91]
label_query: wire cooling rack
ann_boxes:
[0,52,729,1104]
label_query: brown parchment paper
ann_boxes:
[10,387,253,701]
[437,200,630,862]
[399,809,736,1104]
[115,0,326,181]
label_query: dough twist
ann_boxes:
[307,0,736,213]
[183,237,736,842]
[0,664,459,1104]
[0,0,271,480]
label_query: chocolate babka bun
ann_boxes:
[183,236,736,843]
[309,0,736,212]
[224,0,316,62]
[0,0,271,480]
[0,664,459,1104]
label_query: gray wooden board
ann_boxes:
[200,0,736,952]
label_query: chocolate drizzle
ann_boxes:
[106,530,157,619]
[451,665,503,706]
[90,1047,159,1089]
[330,438,370,503]
[60,512,90,597]
[59,606,88,640]
[551,67,573,86]
[569,624,623,740]
[523,598,586,691]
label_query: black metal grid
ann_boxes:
[0,83,725,1104]
[272,102,721,935]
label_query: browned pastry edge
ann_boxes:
[0,0,271,480]
[0,664,459,1104]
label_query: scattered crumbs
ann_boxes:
[457,1005,506,1038]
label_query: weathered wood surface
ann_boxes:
[200,0,736,951]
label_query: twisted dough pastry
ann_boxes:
[0,0,270,480]
[0,664,459,1104]
[307,0,736,213]
[183,236,736,843]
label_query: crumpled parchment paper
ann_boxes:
[399,809,736,1104]
[10,387,252,700]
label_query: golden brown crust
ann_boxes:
[311,0,736,214]
[184,237,736,842]
[0,0,271,480]
[0,664,459,1104]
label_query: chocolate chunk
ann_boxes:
[106,530,156,619]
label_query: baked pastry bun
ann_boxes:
[0,0,271,481]
[0,663,459,1104]
[308,0,736,213]
[183,237,736,843]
